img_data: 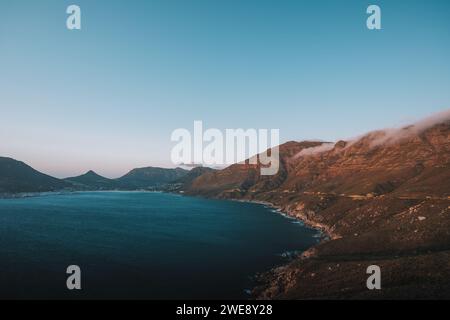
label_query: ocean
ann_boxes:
[0,191,319,299]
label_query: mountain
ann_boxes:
[185,115,450,299]
[116,167,189,189]
[172,167,216,188]
[64,170,117,190]
[0,157,70,194]
[0,160,191,194]
[185,141,324,197]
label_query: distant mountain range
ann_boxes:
[0,160,196,194]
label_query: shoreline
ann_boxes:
[232,198,341,262]
[233,198,336,242]
[230,198,338,298]
[0,189,166,199]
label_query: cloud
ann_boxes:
[369,108,450,147]
[292,108,450,158]
[293,142,335,159]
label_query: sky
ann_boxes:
[1,0,449,178]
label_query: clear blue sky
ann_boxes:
[1,0,449,178]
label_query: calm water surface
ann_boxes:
[0,192,319,299]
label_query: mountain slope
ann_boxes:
[185,115,450,299]
[64,170,117,190]
[116,167,189,189]
[185,141,324,197]
[173,167,216,187]
[0,157,70,193]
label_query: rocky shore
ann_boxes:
[229,194,450,299]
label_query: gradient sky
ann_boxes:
[1,0,450,178]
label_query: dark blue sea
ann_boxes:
[0,192,319,299]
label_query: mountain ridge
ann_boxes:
[64,170,118,190]
[0,157,71,194]
[183,117,450,299]
[116,166,188,189]
[0,162,191,194]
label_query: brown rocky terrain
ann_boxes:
[184,115,450,299]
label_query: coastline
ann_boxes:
[233,198,336,244]
[231,198,336,297]
[0,191,75,199]
[0,189,166,199]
